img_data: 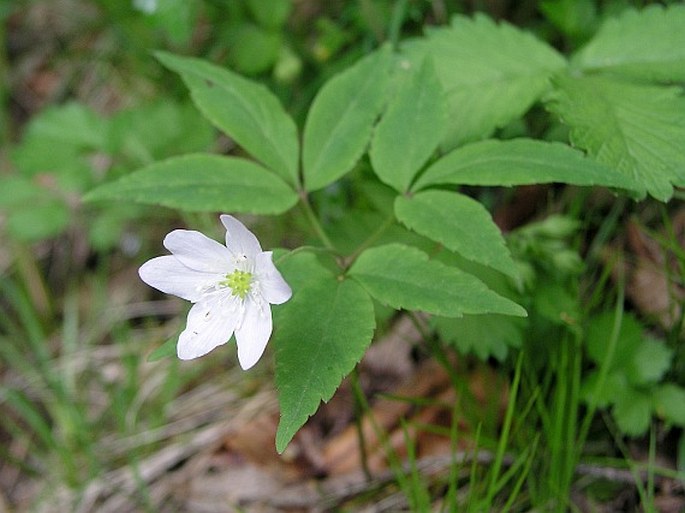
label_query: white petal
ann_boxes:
[177,298,240,360]
[255,252,292,305]
[139,256,215,302]
[220,215,262,261]
[234,299,272,370]
[163,229,232,273]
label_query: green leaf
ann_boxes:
[613,388,653,437]
[435,313,524,361]
[274,250,337,293]
[246,0,291,29]
[395,190,518,279]
[540,0,597,41]
[370,57,445,192]
[225,23,282,75]
[585,311,641,369]
[414,138,642,192]
[654,384,685,426]
[11,103,104,192]
[581,371,627,409]
[144,0,198,46]
[84,154,298,214]
[24,101,106,149]
[627,338,672,386]
[0,178,71,241]
[402,13,567,149]
[303,49,392,191]
[547,75,685,201]
[147,337,177,362]
[573,5,685,82]
[532,278,581,327]
[155,51,299,186]
[6,201,71,242]
[11,135,82,179]
[0,176,45,208]
[87,205,147,252]
[349,243,526,318]
[326,209,431,256]
[275,276,375,453]
[108,100,213,160]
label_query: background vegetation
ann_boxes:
[1,0,684,511]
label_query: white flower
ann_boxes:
[133,0,157,14]
[139,214,292,370]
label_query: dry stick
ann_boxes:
[70,389,275,513]
[271,450,505,509]
[272,450,680,510]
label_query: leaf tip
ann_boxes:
[275,419,300,454]
[81,186,108,204]
[147,338,177,362]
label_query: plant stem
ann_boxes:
[344,213,395,269]
[388,0,409,50]
[485,352,523,505]
[578,272,625,448]
[13,241,53,320]
[407,311,462,389]
[299,192,336,252]
[274,245,337,265]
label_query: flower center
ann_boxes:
[221,270,253,299]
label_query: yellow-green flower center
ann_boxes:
[221,270,253,299]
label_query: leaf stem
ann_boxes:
[344,213,395,269]
[578,267,624,449]
[407,311,462,389]
[299,191,336,252]
[274,245,337,265]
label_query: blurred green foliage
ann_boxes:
[2,100,213,247]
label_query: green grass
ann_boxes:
[3,200,684,511]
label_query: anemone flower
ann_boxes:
[139,214,292,370]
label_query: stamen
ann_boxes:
[220,269,253,299]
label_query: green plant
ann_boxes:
[583,311,685,436]
[1,99,213,248]
[84,5,685,457]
